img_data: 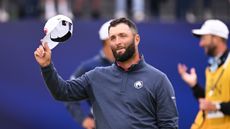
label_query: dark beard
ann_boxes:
[206,42,216,57]
[112,41,135,62]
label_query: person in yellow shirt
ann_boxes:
[178,19,230,129]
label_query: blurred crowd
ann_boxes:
[0,0,230,23]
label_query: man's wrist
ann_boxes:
[191,83,198,89]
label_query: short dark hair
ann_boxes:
[108,17,138,34]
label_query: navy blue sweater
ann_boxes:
[41,58,178,129]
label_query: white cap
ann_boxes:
[192,19,229,39]
[41,15,73,49]
[98,20,113,40]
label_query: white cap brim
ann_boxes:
[41,34,59,50]
[192,29,210,37]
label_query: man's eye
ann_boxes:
[120,34,127,37]
[110,37,115,41]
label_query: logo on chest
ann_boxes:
[134,81,143,89]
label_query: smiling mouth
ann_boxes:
[116,48,125,54]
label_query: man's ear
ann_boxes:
[212,36,220,45]
[135,34,140,46]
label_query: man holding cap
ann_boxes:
[65,20,114,129]
[178,19,230,129]
[34,17,178,129]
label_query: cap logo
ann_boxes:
[50,31,72,42]
[50,22,72,42]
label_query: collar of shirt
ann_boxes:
[114,55,145,72]
[208,49,229,72]
[208,49,229,67]
[219,49,229,67]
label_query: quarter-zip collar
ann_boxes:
[114,55,146,72]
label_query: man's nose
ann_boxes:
[114,37,122,45]
[199,40,204,47]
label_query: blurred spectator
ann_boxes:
[176,0,194,22]
[0,0,41,21]
[147,0,168,20]
[114,0,145,22]
[43,0,73,20]
[148,0,161,19]
[0,0,9,22]
[72,0,101,19]
[176,0,213,23]
[202,0,213,20]
[17,0,41,19]
[178,19,230,129]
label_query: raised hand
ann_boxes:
[199,98,217,112]
[82,117,95,129]
[34,42,52,67]
[177,63,197,87]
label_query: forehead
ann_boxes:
[200,34,212,39]
[109,23,132,35]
